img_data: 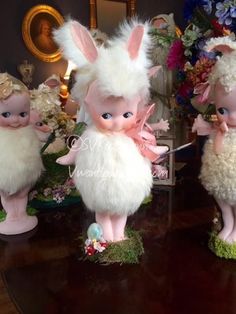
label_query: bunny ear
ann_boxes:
[53,19,98,68]
[205,37,236,54]
[70,21,98,63]
[148,65,162,78]
[127,25,144,59]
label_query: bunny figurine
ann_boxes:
[192,37,236,251]
[0,73,44,235]
[54,20,168,242]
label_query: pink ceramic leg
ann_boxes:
[225,205,236,243]
[95,212,113,242]
[0,187,38,235]
[56,139,81,165]
[216,198,234,241]
[111,214,127,242]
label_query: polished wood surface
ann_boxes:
[1,162,235,314]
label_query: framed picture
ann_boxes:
[22,5,64,63]
[89,0,136,33]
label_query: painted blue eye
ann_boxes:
[102,113,112,119]
[19,112,28,117]
[2,112,11,118]
[217,107,229,115]
[123,112,133,118]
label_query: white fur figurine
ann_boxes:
[0,73,44,235]
[192,37,236,246]
[54,19,168,242]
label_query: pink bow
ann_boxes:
[125,104,159,162]
[213,121,229,154]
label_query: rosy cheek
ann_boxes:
[0,117,9,126]
[123,117,135,129]
[21,116,30,126]
[97,118,113,130]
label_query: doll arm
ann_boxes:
[150,119,170,132]
[192,114,213,136]
[56,138,81,165]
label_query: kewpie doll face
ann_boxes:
[85,81,140,132]
[0,92,30,128]
[215,82,236,127]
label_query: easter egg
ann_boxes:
[87,223,103,240]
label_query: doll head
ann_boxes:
[0,73,30,128]
[203,37,236,126]
[54,19,152,112]
[85,80,140,132]
[214,81,236,127]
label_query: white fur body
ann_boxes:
[200,129,236,204]
[0,126,44,195]
[73,127,152,215]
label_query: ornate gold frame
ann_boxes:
[89,0,136,29]
[22,5,64,62]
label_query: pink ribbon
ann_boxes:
[125,104,159,162]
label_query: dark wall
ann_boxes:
[0,0,90,87]
[137,0,185,28]
[0,0,184,88]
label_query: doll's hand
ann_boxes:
[192,114,212,135]
[56,151,76,166]
[151,119,169,132]
[219,121,229,133]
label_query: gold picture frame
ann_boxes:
[89,0,136,29]
[22,5,64,63]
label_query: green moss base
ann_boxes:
[0,207,38,222]
[209,232,236,259]
[85,228,144,265]
[142,194,152,205]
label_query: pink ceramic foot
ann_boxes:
[0,216,38,235]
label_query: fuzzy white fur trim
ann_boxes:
[0,126,44,195]
[209,51,236,92]
[95,19,152,98]
[200,129,236,204]
[205,37,236,91]
[71,66,96,104]
[73,127,152,215]
[55,18,152,100]
[95,45,150,98]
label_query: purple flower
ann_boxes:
[230,6,236,18]
[215,0,236,26]
[203,0,214,14]
[184,0,213,21]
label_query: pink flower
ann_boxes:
[167,40,185,70]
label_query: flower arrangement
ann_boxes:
[166,0,236,117]
[29,178,77,204]
[29,76,78,207]
[30,77,75,140]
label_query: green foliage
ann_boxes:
[0,210,6,222]
[39,150,70,189]
[73,122,87,136]
[87,228,144,265]
[142,194,153,205]
[149,28,177,48]
[0,206,37,222]
[209,232,236,259]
